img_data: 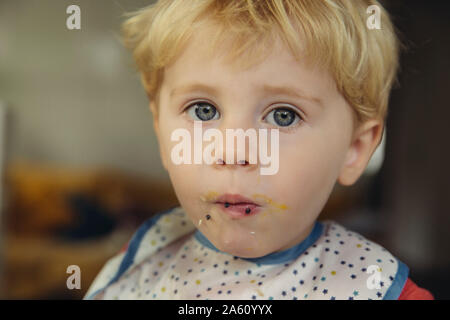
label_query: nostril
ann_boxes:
[216,158,249,165]
[238,160,249,166]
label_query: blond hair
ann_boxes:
[121,0,401,125]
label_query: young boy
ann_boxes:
[85,0,433,300]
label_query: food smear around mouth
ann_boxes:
[252,193,288,212]
[200,191,219,202]
[201,191,287,219]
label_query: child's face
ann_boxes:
[151,26,370,258]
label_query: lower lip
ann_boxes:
[214,202,262,218]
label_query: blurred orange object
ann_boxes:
[4,161,179,237]
[1,160,180,299]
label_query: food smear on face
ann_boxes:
[200,191,219,202]
[252,193,288,212]
[200,191,287,219]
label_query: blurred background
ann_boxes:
[0,0,448,299]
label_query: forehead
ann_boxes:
[162,23,337,103]
[165,24,289,78]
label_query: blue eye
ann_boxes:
[265,107,301,127]
[185,102,220,121]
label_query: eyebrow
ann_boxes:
[169,83,324,108]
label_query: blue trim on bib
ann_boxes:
[194,221,324,265]
[383,258,409,300]
[85,206,178,300]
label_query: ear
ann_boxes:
[338,119,384,186]
[149,100,168,171]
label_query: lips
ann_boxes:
[213,193,262,218]
[215,194,261,206]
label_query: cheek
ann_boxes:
[273,131,347,212]
[156,118,197,201]
[166,164,199,198]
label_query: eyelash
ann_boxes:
[181,101,304,132]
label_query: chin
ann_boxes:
[215,240,268,259]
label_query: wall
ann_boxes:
[0,0,167,181]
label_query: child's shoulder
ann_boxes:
[309,219,409,299]
[84,206,195,299]
[318,219,397,261]
[126,206,196,258]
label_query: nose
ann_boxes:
[213,157,255,173]
[216,158,250,166]
[211,130,258,171]
[209,106,260,171]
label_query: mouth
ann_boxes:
[213,193,262,218]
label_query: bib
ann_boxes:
[85,206,408,300]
